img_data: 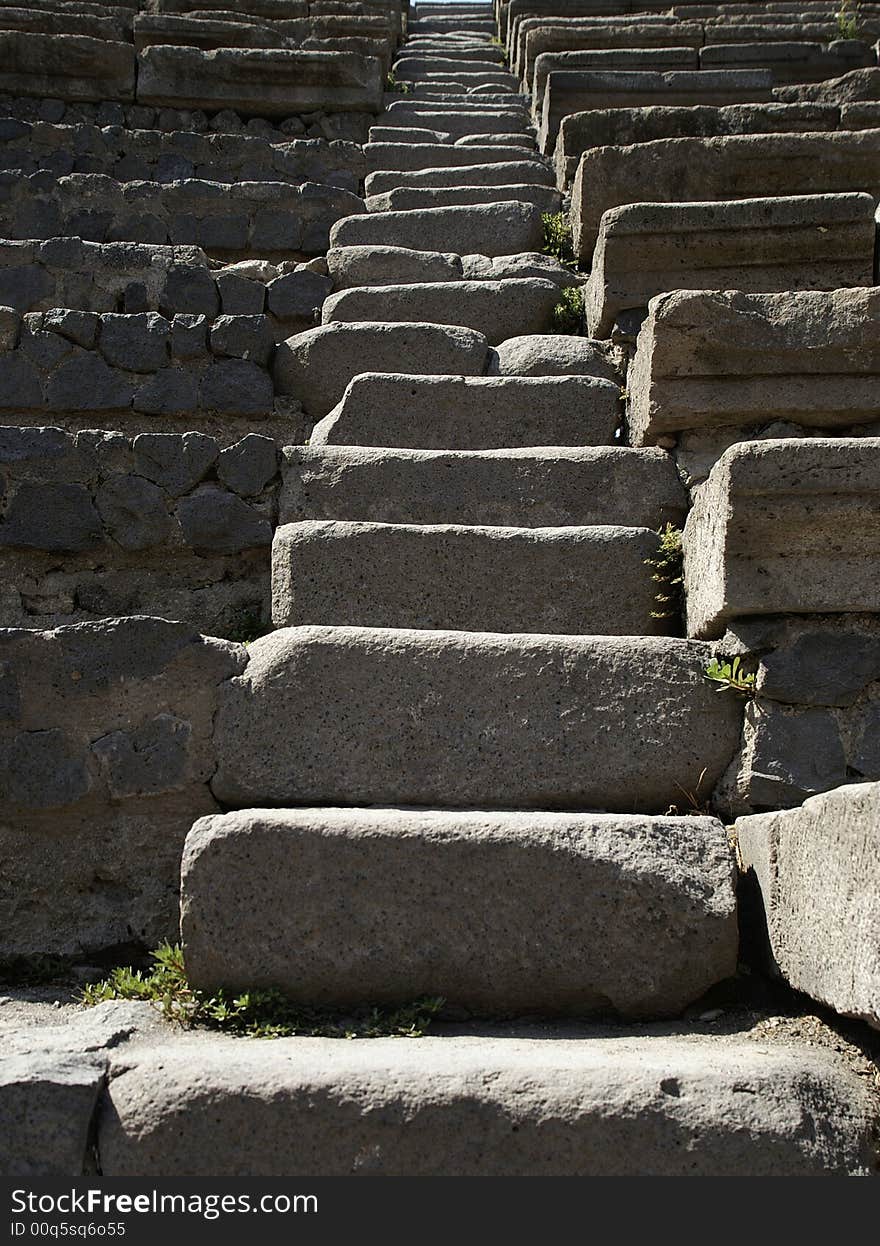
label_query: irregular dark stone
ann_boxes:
[0,263,53,311]
[852,700,880,777]
[217,272,265,315]
[43,309,100,350]
[177,487,271,554]
[99,313,170,372]
[132,431,217,497]
[749,705,847,808]
[0,352,45,410]
[209,315,274,367]
[170,313,207,361]
[0,661,21,723]
[266,269,331,320]
[95,474,172,551]
[0,481,103,552]
[45,354,133,411]
[159,264,219,318]
[133,367,199,416]
[91,713,192,798]
[759,631,880,707]
[122,282,149,313]
[0,729,91,808]
[217,434,277,497]
[199,359,273,416]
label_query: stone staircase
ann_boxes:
[1,0,879,1179]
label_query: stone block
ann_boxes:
[309,373,621,450]
[271,521,662,635]
[327,245,463,290]
[490,334,618,382]
[629,289,880,444]
[209,315,274,367]
[737,782,880,1027]
[217,434,277,497]
[571,129,880,261]
[329,201,545,259]
[98,1032,878,1175]
[322,278,561,345]
[137,46,383,116]
[266,270,333,321]
[177,488,272,555]
[132,431,217,497]
[366,184,562,212]
[0,482,103,553]
[585,193,876,338]
[0,32,135,103]
[0,1051,105,1176]
[210,627,743,812]
[683,438,880,638]
[182,807,737,1015]
[273,321,490,418]
[99,312,170,372]
[95,474,172,551]
[198,358,274,416]
[365,160,553,196]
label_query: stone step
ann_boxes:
[209,627,743,812]
[397,71,519,90]
[532,47,700,106]
[682,438,880,638]
[572,129,880,262]
[273,320,490,419]
[368,125,455,144]
[96,1029,880,1175]
[329,201,545,259]
[308,372,622,449]
[182,806,737,1014]
[366,183,563,212]
[456,132,537,149]
[395,57,508,77]
[736,781,880,1030]
[364,141,545,174]
[281,445,686,530]
[585,192,876,338]
[365,159,554,196]
[321,278,561,344]
[270,521,663,635]
[326,247,572,291]
[627,288,880,446]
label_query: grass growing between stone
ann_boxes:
[81,942,444,1039]
[645,523,683,624]
[549,286,583,334]
[541,212,577,270]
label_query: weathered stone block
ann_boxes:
[683,439,880,638]
[182,807,737,1015]
[737,782,880,1028]
[211,627,742,812]
[327,245,463,290]
[0,32,135,103]
[177,488,272,555]
[329,201,545,259]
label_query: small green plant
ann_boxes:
[835,0,860,38]
[704,655,757,696]
[549,285,583,334]
[81,943,444,1040]
[224,607,272,645]
[541,211,577,270]
[385,72,410,94]
[665,767,711,817]
[645,524,683,622]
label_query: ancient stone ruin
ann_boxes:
[1,0,879,1180]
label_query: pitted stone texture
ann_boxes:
[271,521,662,635]
[683,439,880,639]
[310,373,620,449]
[584,194,876,338]
[98,1032,879,1176]
[490,334,618,381]
[737,783,880,1028]
[629,289,880,444]
[182,807,737,1015]
[365,160,554,195]
[322,278,560,345]
[366,183,562,212]
[0,31,135,102]
[571,129,880,260]
[330,201,545,258]
[273,322,490,418]
[327,246,463,290]
[210,627,742,812]
[0,618,245,956]
[282,446,685,530]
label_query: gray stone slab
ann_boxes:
[329,201,545,258]
[98,1031,879,1175]
[366,183,562,211]
[0,1052,105,1176]
[271,521,662,635]
[491,333,619,382]
[585,193,876,338]
[327,245,463,289]
[0,31,135,102]
[182,806,737,1014]
[533,46,699,104]
[628,288,880,444]
[682,438,880,638]
[571,129,880,261]
[377,108,528,139]
[309,372,622,450]
[281,445,686,529]
[365,159,554,195]
[736,782,880,1028]
[137,45,383,115]
[322,278,560,344]
[700,39,875,84]
[273,321,490,419]
[210,627,743,811]
[364,141,545,174]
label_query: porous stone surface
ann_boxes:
[737,783,880,1028]
[210,627,742,811]
[98,1031,879,1176]
[682,439,880,638]
[182,806,737,1015]
[329,201,545,257]
[271,520,662,635]
[490,334,619,381]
